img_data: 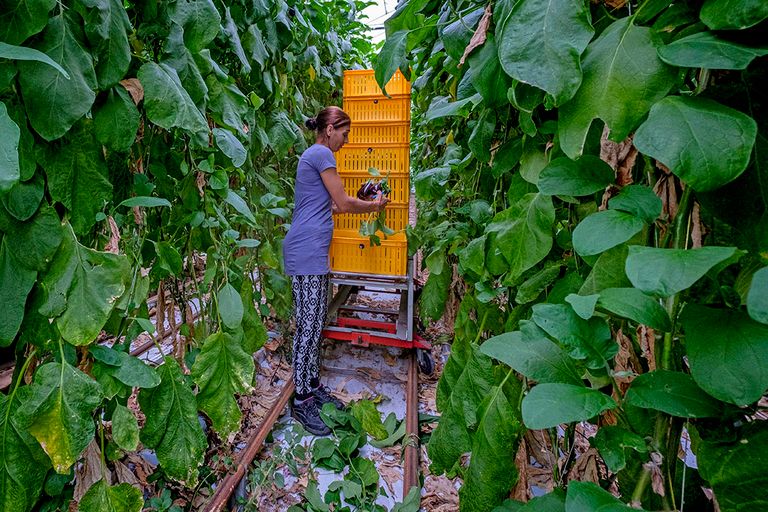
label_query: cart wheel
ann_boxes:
[417,349,434,376]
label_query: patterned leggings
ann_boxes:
[291,274,330,395]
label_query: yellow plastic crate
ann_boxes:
[348,121,410,145]
[336,144,410,175]
[343,95,411,122]
[343,69,411,97]
[329,231,408,276]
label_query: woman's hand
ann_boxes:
[373,192,390,212]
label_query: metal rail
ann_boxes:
[403,351,420,499]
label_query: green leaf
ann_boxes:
[77,0,132,88]
[349,457,379,488]
[94,86,140,152]
[107,350,160,389]
[597,288,671,331]
[137,62,208,139]
[420,264,451,321]
[207,77,250,137]
[700,0,768,30]
[424,95,476,121]
[191,331,254,436]
[519,146,548,185]
[496,0,594,105]
[608,185,662,224]
[0,238,36,347]
[487,193,555,282]
[458,236,486,278]
[522,383,615,429]
[573,210,645,257]
[374,30,408,96]
[468,110,496,163]
[565,481,639,511]
[747,267,768,324]
[214,128,247,168]
[531,303,616,369]
[139,357,206,486]
[19,361,102,472]
[459,375,523,511]
[625,370,722,417]
[0,41,69,77]
[558,17,674,159]
[170,0,221,52]
[350,400,388,440]
[634,96,757,192]
[625,245,739,297]
[579,244,632,295]
[681,305,768,406]
[154,241,182,277]
[698,425,768,512]
[2,171,44,221]
[0,0,56,45]
[40,122,112,235]
[440,7,484,60]
[537,156,614,196]
[0,203,62,272]
[224,190,257,226]
[218,282,244,330]
[516,264,562,304]
[220,6,249,73]
[239,279,268,354]
[481,321,582,385]
[17,15,97,141]
[591,426,646,473]
[118,196,171,208]
[79,480,143,512]
[0,388,50,512]
[414,166,450,201]
[267,112,300,157]
[565,293,599,320]
[111,404,139,451]
[468,34,514,107]
[39,226,131,345]
[0,102,20,194]
[658,31,768,71]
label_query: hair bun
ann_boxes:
[305,117,318,130]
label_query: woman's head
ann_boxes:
[306,106,350,152]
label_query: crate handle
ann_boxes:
[358,243,365,250]
[367,147,373,153]
[373,99,379,104]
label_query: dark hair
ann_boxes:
[305,106,350,133]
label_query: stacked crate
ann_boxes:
[329,70,411,276]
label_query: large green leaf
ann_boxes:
[191,331,254,436]
[496,0,593,105]
[214,128,247,168]
[163,24,208,107]
[17,15,97,141]
[40,122,112,235]
[572,210,645,257]
[579,244,632,295]
[468,110,496,163]
[2,170,44,221]
[590,426,646,473]
[79,480,143,512]
[0,41,69,77]
[91,346,160,390]
[0,102,20,193]
[625,370,722,417]
[207,76,250,137]
[698,425,768,511]
[607,185,662,224]
[531,303,616,369]
[267,112,300,157]
[0,238,36,347]
[137,62,208,139]
[565,481,639,511]
[19,362,102,473]
[217,282,244,330]
[459,374,523,511]
[658,31,768,70]
[139,358,206,486]
[374,30,407,96]
[625,245,739,297]
[522,383,615,429]
[39,226,131,345]
[681,305,768,406]
[420,262,451,321]
[0,0,56,45]
[487,193,555,282]
[349,400,388,440]
[0,388,50,512]
[747,267,768,324]
[77,0,132,88]
[558,17,674,158]
[597,288,672,331]
[700,0,768,30]
[169,0,221,52]
[0,203,62,271]
[634,96,757,192]
[480,321,582,385]
[537,156,614,196]
[468,34,514,107]
[94,86,140,152]
[111,404,139,451]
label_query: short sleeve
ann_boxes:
[313,145,337,174]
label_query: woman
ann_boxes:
[283,106,389,435]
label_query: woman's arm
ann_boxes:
[320,168,389,214]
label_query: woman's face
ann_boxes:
[325,123,350,152]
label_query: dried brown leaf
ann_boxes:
[120,78,144,105]
[600,125,636,186]
[691,201,704,248]
[459,4,492,67]
[73,439,107,503]
[105,216,121,254]
[511,437,529,501]
[644,452,666,497]
[567,447,601,484]
[637,325,656,371]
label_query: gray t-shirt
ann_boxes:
[283,144,337,276]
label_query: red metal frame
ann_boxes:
[323,316,430,351]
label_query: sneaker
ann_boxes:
[291,396,331,436]
[312,384,345,410]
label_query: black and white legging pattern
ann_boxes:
[291,274,330,395]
